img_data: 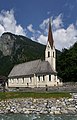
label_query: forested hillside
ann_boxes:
[57,42,77,82]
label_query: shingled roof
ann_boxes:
[8,59,56,78]
[36,61,56,75]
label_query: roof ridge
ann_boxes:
[13,59,41,67]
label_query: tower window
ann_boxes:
[53,52,54,57]
[49,75,51,81]
[48,51,50,57]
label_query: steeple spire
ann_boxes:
[48,19,54,48]
[45,18,56,71]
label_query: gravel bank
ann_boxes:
[0,93,77,115]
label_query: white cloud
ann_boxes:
[53,24,77,50]
[0,24,4,33]
[39,15,63,35]
[1,10,76,51]
[30,30,41,42]
[27,24,35,33]
[37,35,47,45]
[52,14,63,29]
[40,18,49,29]
[0,9,26,36]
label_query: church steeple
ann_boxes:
[48,19,54,48]
[45,19,56,71]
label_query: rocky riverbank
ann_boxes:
[0,93,77,115]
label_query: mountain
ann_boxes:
[57,42,77,82]
[0,32,46,76]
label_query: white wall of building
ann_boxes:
[8,74,61,88]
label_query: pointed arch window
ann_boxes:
[43,75,45,81]
[48,51,50,57]
[30,77,32,83]
[53,52,54,58]
[49,75,51,81]
[38,76,40,82]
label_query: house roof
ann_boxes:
[8,59,56,78]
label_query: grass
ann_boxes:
[0,92,71,100]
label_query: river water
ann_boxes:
[0,114,77,120]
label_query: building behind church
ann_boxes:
[8,20,62,88]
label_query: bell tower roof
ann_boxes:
[48,19,54,48]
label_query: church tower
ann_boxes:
[45,19,56,71]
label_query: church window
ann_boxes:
[30,77,32,83]
[53,52,54,57]
[22,78,24,83]
[17,78,19,84]
[43,75,45,81]
[49,75,51,81]
[48,51,50,57]
[38,76,40,81]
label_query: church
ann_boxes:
[8,20,62,88]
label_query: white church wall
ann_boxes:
[8,73,62,88]
[45,75,58,86]
[37,75,47,87]
[36,74,59,87]
[8,77,34,88]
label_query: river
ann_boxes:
[0,114,77,120]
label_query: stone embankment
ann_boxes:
[0,93,77,115]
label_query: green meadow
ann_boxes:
[0,92,71,100]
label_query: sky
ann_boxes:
[0,0,77,50]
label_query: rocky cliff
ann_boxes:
[0,32,45,76]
